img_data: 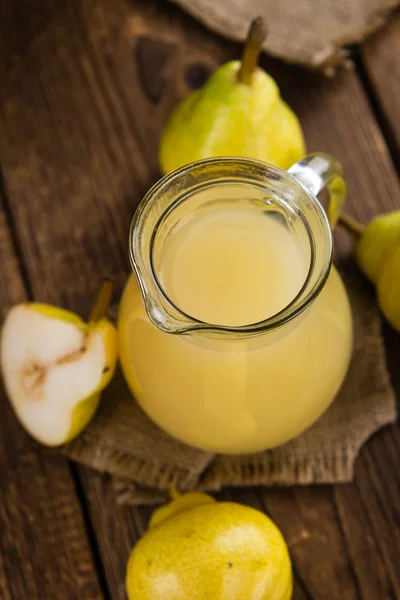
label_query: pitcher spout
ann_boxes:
[130,259,193,334]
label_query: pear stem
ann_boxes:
[89,278,114,323]
[338,213,365,238]
[238,17,268,85]
[169,489,181,500]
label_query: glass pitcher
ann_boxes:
[118,155,353,454]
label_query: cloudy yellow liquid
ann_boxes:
[119,204,352,453]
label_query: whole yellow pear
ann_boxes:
[126,492,292,600]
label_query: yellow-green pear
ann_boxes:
[126,491,292,600]
[0,280,117,446]
[159,18,305,174]
[378,241,400,332]
[354,210,400,283]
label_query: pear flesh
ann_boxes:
[159,61,305,174]
[1,303,117,446]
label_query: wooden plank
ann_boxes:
[0,190,104,598]
[0,2,399,600]
[334,426,400,598]
[259,488,361,600]
[360,12,400,409]
[360,10,400,162]
[75,468,155,600]
[0,2,154,597]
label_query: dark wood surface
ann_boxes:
[0,1,399,598]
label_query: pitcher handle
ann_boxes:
[288,153,346,229]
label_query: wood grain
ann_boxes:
[217,486,359,600]
[0,189,104,598]
[0,0,399,599]
[259,488,362,600]
[76,468,154,600]
[361,9,400,165]
[336,426,400,596]
[355,9,400,413]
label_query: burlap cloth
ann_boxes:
[63,260,397,505]
[165,0,400,74]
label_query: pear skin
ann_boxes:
[127,494,292,600]
[65,392,101,444]
[159,61,305,174]
[355,210,400,284]
[378,241,400,332]
[149,492,216,528]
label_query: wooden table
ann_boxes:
[0,1,399,598]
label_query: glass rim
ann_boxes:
[129,156,333,336]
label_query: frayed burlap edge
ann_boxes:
[112,415,396,505]
[111,421,397,506]
[114,478,170,505]
[64,437,205,491]
[199,423,396,492]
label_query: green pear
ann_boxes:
[0,280,117,446]
[378,241,400,332]
[355,210,400,283]
[159,18,305,174]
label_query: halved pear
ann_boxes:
[0,282,117,446]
